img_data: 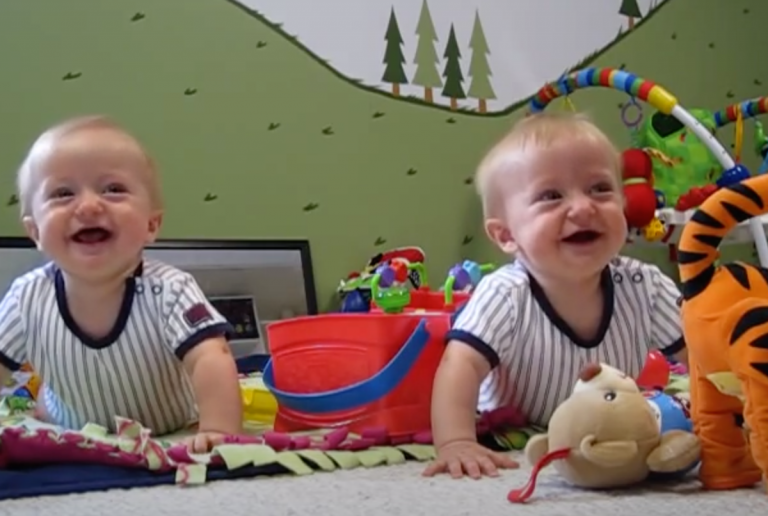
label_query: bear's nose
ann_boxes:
[578,363,602,382]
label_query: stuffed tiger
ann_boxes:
[677,176,768,491]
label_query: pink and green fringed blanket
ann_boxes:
[0,404,541,500]
[0,373,689,500]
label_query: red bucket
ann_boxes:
[263,292,460,437]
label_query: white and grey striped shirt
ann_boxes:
[447,256,683,427]
[0,259,232,435]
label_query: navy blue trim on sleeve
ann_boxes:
[450,302,468,327]
[0,352,22,372]
[175,322,235,360]
[659,336,685,357]
[445,329,500,368]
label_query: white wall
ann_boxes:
[0,247,47,295]
[143,248,303,270]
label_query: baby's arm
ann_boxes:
[182,337,242,435]
[0,284,28,385]
[433,280,514,445]
[425,279,518,477]
[164,275,242,437]
[649,266,687,366]
[431,340,491,447]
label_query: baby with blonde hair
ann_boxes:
[475,112,622,220]
[0,116,242,453]
[424,112,686,479]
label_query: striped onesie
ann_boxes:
[446,256,684,427]
[0,259,232,435]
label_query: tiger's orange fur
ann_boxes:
[678,176,768,490]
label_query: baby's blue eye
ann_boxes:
[50,187,73,199]
[591,182,614,194]
[103,183,127,194]
[538,190,561,201]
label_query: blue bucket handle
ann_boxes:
[262,318,431,414]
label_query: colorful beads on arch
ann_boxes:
[714,97,768,127]
[529,67,678,114]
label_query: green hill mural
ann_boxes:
[0,0,766,307]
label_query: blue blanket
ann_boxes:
[0,462,287,500]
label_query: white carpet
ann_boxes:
[1,453,767,516]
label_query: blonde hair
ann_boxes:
[16,115,163,217]
[475,111,621,218]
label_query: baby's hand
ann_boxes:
[422,440,519,479]
[185,430,227,454]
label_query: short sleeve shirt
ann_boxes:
[445,256,684,427]
[0,259,232,434]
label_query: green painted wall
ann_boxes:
[0,0,765,308]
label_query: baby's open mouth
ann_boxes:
[562,230,601,244]
[71,227,113,244]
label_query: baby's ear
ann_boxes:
[146,212,164,243]
[484,219,516,254]
[22,216,41,250]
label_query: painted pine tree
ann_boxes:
[619,0,642,30]
[412,0,442,103]
[467,10,495,114]
[382,7,408,97]
[441,24,465,111]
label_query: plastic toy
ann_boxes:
[442,260,496,306]
[339,289,369,313]
[643,98,768,262]
[630,97,767,208]
[641,218,665,241]
[508,363,699,503]
[262,312,448,436]
[528,68,768,267]
[756,120,768,175]
[668,360,688,376]
[622,148,660,233]
[240,374,278,425]
[261,259,496,436]
[370,260,428,313]
[635,350,671,390]
[643,389,699,479]
[676,171,768,491]
[337,246,426,313]
[369,259,494,314]
[1,363,40,403]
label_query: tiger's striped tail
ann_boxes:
[677,176,768,301]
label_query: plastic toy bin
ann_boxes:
[263,311,451,436]
[408,288,470,312]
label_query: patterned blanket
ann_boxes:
[0,412,444,484]
[0,401,542,486]
[0,374,690,486]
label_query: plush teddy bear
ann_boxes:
[508,363,700,503]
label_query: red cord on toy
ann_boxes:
[507,448,570,503]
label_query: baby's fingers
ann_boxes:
[186,435,204,454]
[186,434,214,454]
[476,455,500,477]
[422,459,447,477]
[456,457,482,479]
[489,451,520,469]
